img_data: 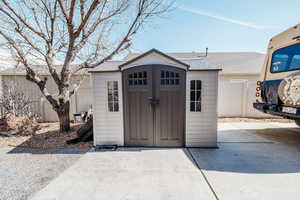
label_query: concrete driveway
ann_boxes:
[31,122,300,200]
[31,148,216,200]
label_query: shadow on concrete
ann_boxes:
[109,127,300,174]
[7,147,87,154]
[189,127,300,174]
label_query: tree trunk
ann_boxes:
[57,101,71,132]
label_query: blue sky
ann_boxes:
[131,0,300,54]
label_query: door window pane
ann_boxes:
[166,71,169,78]
[190,80,202,112]
[160,71,180,85]
[138,72,143,78]
[128,71,147,86]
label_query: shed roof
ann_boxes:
[125,52,265,75]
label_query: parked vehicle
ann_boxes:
[253,24,300,125]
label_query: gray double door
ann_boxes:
[123,65,185,147]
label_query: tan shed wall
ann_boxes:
[91,72,124,146]
[185,71,218,147]
[121,51,188,71]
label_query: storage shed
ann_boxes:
[90,49,221,147]
[126,52,268,118]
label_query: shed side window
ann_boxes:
[107,81,119,112]
[190,80,201,112]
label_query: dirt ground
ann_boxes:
[0,122,93,150]
[218,117,294,123]
[0,118,294,149]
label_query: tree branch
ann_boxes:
[2,0,49,42]
[0,29,59,109]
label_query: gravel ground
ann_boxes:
[0,147,88,200]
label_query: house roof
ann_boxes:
[3,50,264,75]
[88,61,124,72]
[125,52,265,75]
[89,49,221,73]
[0,64,86,76]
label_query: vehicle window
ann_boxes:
[271,54,288,72]
[270,42,300,73]
[290,55,300,70]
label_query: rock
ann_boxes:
[66,114,93,145]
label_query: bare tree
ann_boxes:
[0,0,171,132]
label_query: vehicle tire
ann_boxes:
[295,119,300,127]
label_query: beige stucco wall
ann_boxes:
[1,75,92,122]
[218,74,273,118]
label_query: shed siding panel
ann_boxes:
[92,72,124,146]
[186,71,218,147]
[122,52,188,71]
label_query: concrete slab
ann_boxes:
[269,122,298,128]
[218,123,271,143]
[31,148,216,200]
[191,122,300,200]
[30,122,300,200]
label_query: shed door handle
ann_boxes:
[148,97,160,105]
